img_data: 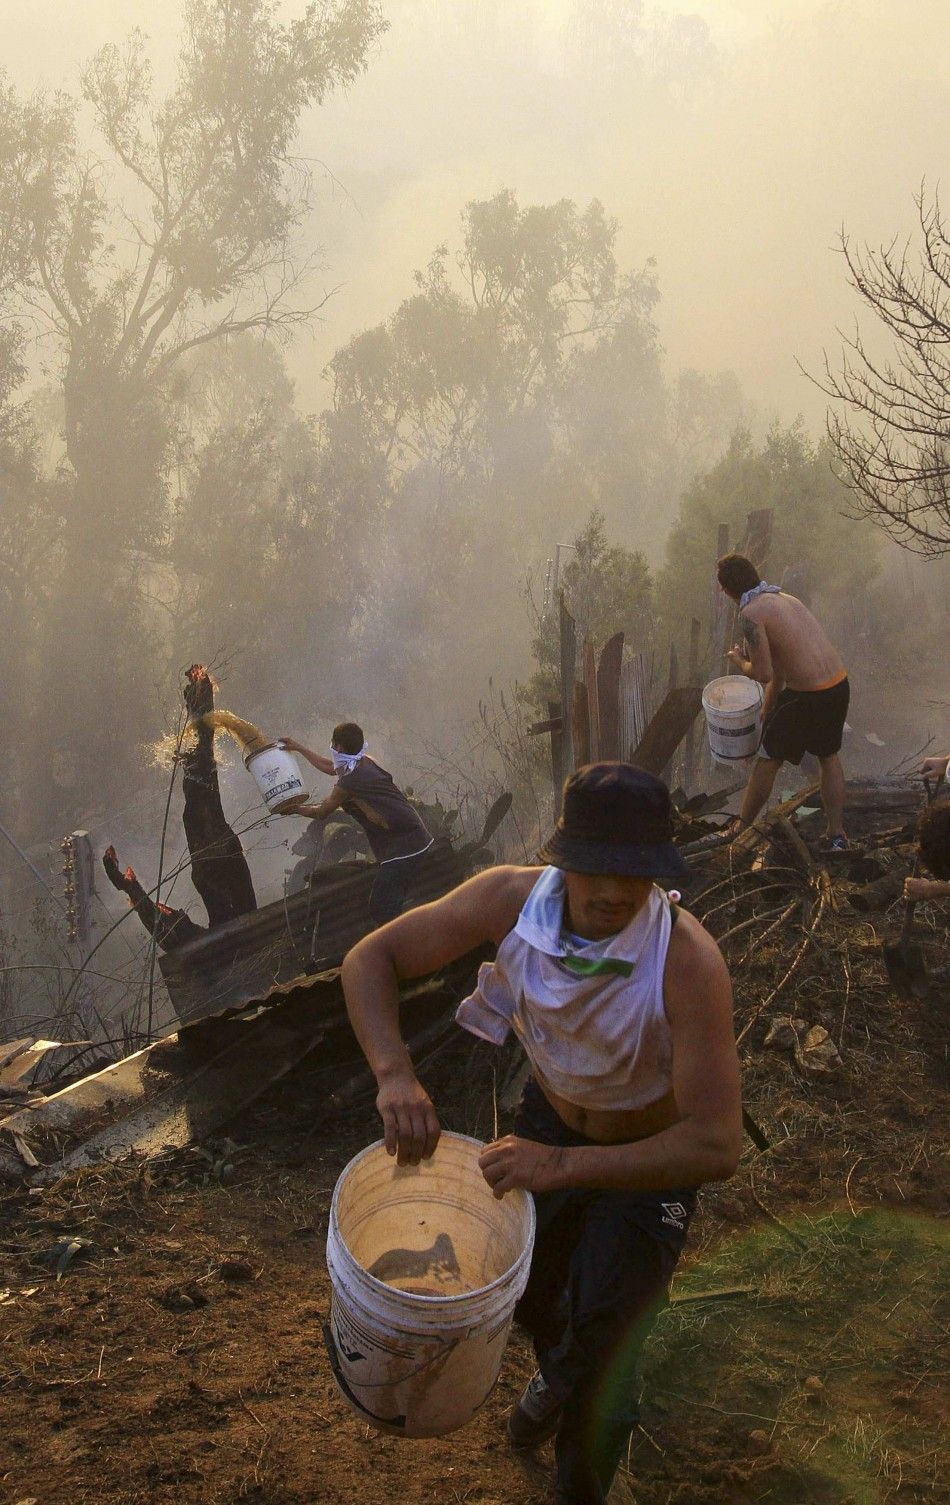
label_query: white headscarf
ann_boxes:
[330,742,368,775]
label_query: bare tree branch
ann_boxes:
[812,186,950,554]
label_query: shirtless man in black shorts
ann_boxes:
[717,553,850,849]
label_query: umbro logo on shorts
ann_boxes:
[661,1201,687,1229]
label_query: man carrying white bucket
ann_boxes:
[716,553,850,850]
[341,764,742,1505]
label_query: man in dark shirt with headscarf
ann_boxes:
[280,722,433,924]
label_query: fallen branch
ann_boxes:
[715,903,792,949]
[771,815,815,878]
[736,879,830,1047]
[749,1189,811,1250]
[731,783,821,856]
[699,882,801,927]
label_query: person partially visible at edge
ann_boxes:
[279,723,433,925]
[917,752,950,789]
[904,794,950,986]
[340,764,742,1505]
[717,552,850,850]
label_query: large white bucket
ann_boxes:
[702,676,764,766]
[324,1132,535,1439]
[244,742,309,813]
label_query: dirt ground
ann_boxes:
[1,836,948,1505]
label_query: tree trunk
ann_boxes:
[102,845,205,950]
[181,665,257,927]
[33,355,169,832]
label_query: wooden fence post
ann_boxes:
[547,699,564,812]
[559,594,577,778]
[572,681,591,767]
[684,617,702,792]
[596,633,624,762]
[583,639,601,762]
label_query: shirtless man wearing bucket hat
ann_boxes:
[341,763,741,1505]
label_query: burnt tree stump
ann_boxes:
[102,846,206,950]
[182,665,257,927]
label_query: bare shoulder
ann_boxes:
[664,907,733,1020]
[746,593,791,625]
[666,906,727,972]
[407,863,539,946]
[739,599,767,637]
[464,864,542,939]
[763,592,805,625]
[348,864,541,982]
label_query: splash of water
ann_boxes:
[192,710,272,759]
[149,709,272,770]
[149,726,199,770]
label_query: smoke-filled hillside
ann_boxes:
[0,0,948,1041]
[0,14,948,1505]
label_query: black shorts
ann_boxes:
[760,677,850,765]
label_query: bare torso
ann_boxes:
[497,868,686,1145]
[743,592,845,691]
[536,1074,681,1143]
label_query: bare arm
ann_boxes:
[727,610,782,720]
[904,876,950,901]
[919,755,949,781]
[281,737,336,776]
[282,785,347,821]
[479,911,742,1196]
[341,867,533,1163]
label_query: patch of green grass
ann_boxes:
[622,1209,947,1503]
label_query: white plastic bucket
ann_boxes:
[244,742,309,813]
[702,676,764,765]
[324,1132,535,1439]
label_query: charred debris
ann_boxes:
[0,666,512,1182]
[1,630,944,1186]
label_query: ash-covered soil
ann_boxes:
[2,828,947,1505]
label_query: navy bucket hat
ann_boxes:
[538,763,688,883]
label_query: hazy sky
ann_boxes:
[4,0,949,427]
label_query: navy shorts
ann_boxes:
[760,677,850,765]
[513,1077,695,1505]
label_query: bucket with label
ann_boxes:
[244,742,309,813]
[702,676,764,765]
[324,1132,536,1438]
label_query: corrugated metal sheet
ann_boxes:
[159,841,467,1025]
[0,952,484,1183]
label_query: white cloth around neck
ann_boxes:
[454,865,676,1111]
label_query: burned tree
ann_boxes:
[102,846,206,951]
[822,188,950,555]
[181,665,257,927]
[0,0,387,818]
[100,666,257,942]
